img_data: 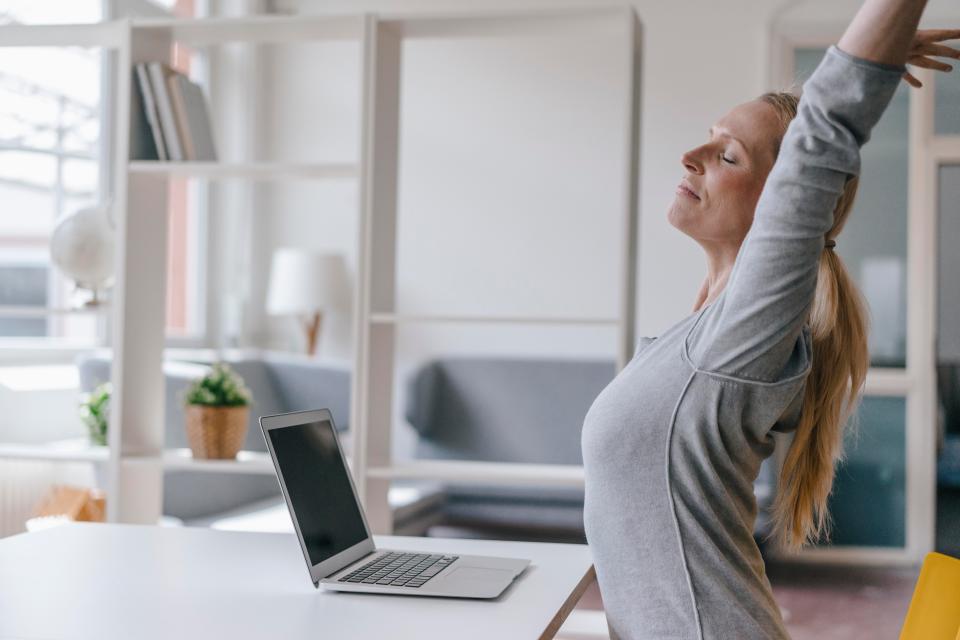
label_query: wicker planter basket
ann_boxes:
[185,405,248,460]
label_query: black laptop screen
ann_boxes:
[268,420,368,566]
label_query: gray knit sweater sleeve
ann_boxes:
[687,46,905,383]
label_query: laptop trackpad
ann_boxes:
[447,567,514,582]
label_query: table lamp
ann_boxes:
[266,249,349,356]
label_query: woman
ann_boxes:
[580,0,959,637]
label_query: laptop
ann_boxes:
[260,408,531,598]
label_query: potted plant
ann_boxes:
[183,363,252,460]
[79,382,111,446]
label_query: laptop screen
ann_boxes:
[268,419,369,566]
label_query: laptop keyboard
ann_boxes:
[338,552,459,588]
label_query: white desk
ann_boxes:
[0,523,596,640]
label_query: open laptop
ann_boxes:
[260,408,530,598]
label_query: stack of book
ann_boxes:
[132,62,217,162]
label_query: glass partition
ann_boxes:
[825,396,907,547]
[938,164,960,361]
[934,65,960,136]
[937,164,960,505]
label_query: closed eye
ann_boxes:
[721,153,736,164]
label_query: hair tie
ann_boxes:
[824,239,836,250]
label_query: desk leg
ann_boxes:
[538,564,599,640]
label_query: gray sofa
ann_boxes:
[76,352,351,521]
[404,357,776,541]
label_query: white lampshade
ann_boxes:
[266,249,349,316]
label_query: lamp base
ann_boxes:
[302,311,323,356]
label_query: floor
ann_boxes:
[766,563,917,639]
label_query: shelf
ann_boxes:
[864,368,912,395]
[131,15,363,46]
[369,313,619,326]
[0,22,124,49]
[0,306,108,318]
[190,483,446,532]
[366,460,585,488]
[378,6,630,40]
[0,440,109,464]
[123,449,275,475]
[128,161,358,181]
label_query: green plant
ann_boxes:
[79,382,111,446]
[184,363,252,407]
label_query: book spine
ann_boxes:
[167,73,195,161]
[135,63,167,161]
[148,62,184,161]
[180,79,218,161]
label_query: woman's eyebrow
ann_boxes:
[708,127,750,152]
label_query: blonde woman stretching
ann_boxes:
[581,0,960,637]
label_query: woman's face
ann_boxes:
[668,99,783,247]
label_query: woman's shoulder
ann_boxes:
[633,336,657,359]
[685,296,813,386]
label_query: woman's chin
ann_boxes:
[666,201,691,232]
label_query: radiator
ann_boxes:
[0,460,97,538]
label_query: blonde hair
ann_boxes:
[758,91,870,551]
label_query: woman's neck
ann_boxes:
[693,244,739,312]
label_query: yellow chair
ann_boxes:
[899,552,960,640]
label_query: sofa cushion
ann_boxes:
[405,357,616,465]
[263,356,351,431]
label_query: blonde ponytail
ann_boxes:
[758,92,871,550]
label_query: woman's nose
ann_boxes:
[681,149,704,175]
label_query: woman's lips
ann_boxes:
[677,183,701,201]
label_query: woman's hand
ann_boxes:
[903,29,960,88]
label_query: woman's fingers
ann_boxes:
[918,42,960,59]
[903,70,923,88]
[909,55,954,72]
[917,28,960,44]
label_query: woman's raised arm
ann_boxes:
[838,0,929,67]
[686,7,926,381]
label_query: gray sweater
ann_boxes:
[581,46,905,640]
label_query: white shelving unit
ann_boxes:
[366,461,586,487]
[127,161,358,180]
[350,7,640,534]
[0,7,640,531]
[125,449,275,475]
[368,313,622,326]
[0,307,108,318]
[0,440,109,464]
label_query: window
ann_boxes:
[0,25,104,343]
[829,396,907,547]
[934,61,960,135]
[0,251,48,336]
